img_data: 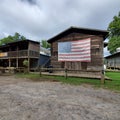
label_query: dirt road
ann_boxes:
[0,75,120,120]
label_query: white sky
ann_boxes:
[0,0,120,56]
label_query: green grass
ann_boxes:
[16,73,40,79]
[16,71,120,91]
[50,76,100,86]
[16,73,100,85]
[104,71,120,91]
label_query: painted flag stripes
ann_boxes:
[58,38,91,62]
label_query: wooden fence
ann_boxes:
[0,67,105,83]
[0,67,16,74]
[0,67,25,74]
[39,67,105,83]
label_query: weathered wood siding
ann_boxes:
[29,41,39,52]
[0,40,40,69]
[106,54,120,69]
[50,32,104,71]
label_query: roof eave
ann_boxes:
[47,26,108,43]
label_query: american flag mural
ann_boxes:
[58,38,91,62]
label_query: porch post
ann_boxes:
[28,50,30,72]
[16,58,18,68]
[16,46,19,68]
[9,59,11,67]
[8,58,11,73]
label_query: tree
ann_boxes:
[13,32,20,40]
[13,32,26,41]
[41,40,51,49]
[107,12,120,54]
[0,32,26,46]
[0,35,14,45]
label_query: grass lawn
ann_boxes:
[16,71,120,91]
[105,71,120,91]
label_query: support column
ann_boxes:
[101,38,105,84]
[101,70,105,84]
[28,50,30,72]
[28,57,30,72]
[9,59,11,67]
[9,58,11,73]
[16,58,18,68]
[16,46,19,68]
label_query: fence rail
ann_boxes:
[39,67,101,72]
[0,67,105,83]
[0,67,16,74]
[39,67,103,79]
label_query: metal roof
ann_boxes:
[105,52,120,58]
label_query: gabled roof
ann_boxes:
[48,26,108,43]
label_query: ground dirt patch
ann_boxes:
[0,75,120,120]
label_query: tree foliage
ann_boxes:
[23,59,29,73]
[0,32,26,46]
[107,12,120,54]
[23,59,29,67]
[41,40,51,49]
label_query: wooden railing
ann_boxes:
[29,50,39,57]
[1,50,40,58]
[8,50,28,57]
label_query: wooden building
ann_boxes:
[105,52,120,69]
[0,39,40,70]
[48,27,108,78]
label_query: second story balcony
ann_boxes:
[0,50,39,59]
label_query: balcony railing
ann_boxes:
[8,50,27,57]
[0,50,39,58]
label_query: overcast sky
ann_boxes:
[0,0,120,56]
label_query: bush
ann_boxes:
[23,59,29,73]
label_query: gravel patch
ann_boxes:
[0,75,120,120]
